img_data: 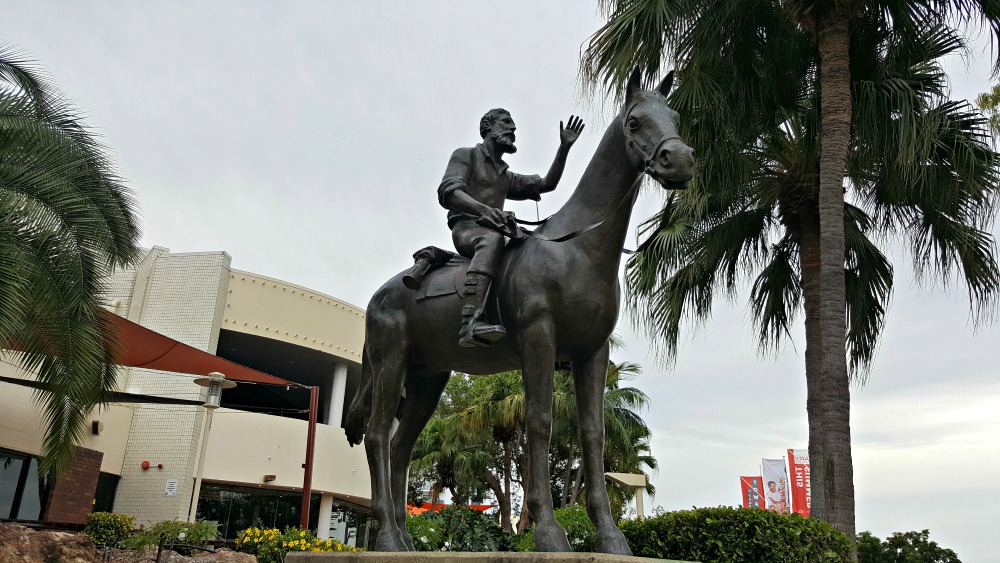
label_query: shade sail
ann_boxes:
[104,311,303,388]
[0,375,204,405]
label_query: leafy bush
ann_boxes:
[513,504,597,552]
[237,526,360,563]
[620,506,852,562]
[405,514,444,551]
[121,519,218,550]
[857,530,961,563]
[83,512,135,547]
[404,505,509,551]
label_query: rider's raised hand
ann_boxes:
[560,115,585,147]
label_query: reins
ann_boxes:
[513,105,680,255]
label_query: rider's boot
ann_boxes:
[458,272,506,347]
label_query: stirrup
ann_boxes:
[459,305,506,347]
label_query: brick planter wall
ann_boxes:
[43,446,103,524]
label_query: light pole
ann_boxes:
[605,472,647,518]
[189,372,236,522]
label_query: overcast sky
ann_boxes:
[4,2,998,561]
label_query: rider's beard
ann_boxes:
[491,129,517,153]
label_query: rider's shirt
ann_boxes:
[438,143,544,228]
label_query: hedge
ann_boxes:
[620,507,852,562]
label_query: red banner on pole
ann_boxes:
[740,476,765,509]
[787,448,811,517]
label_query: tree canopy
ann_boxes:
[0,47,140,474]
[581,0,1000,537]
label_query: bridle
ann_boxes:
[622,102,683,177]
[513,103,681,254]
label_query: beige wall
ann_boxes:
[201,408,371,504]
[0,358,135,475]
[224,271,365,364]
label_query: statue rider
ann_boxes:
[437,109,584,347]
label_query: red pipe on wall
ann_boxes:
[300,385,319,530]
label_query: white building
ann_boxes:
[0,247,373,545]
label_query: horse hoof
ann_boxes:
[534,521,571,552]
[401,531,415,551]
[373,531,409,551]
[597,529,632,555]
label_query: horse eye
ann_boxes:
[627,117,640,130]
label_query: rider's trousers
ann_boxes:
[452,219,503,278]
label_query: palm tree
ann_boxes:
[458,371,528,534]
[1,47,140,475]
[583,0,1000,537]
[409,415,496,507]
[979,83,1000,133]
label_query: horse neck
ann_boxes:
[540,118,641,264]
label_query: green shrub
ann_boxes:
[82,512,135,547]
[857,530,961,563]
[405,514,444,551]
[620,506,852,562]
[404,505,509,551]
[120,519,218,550]
[513,504,597,552]
[237,526,359,563]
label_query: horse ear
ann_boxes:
[657,71,675,97]
[625,67,642,105]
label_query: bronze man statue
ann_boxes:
[437,109,584,347]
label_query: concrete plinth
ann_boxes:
[286,553,693,563]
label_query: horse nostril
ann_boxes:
[658,147,673,167]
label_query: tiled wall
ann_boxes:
[109,249,232,525]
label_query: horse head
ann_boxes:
[621,68,694,189]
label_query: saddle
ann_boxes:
[402,246,469,301]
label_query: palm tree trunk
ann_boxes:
[430,482,441,508]
[516,501,532,533]
[560,445,575,508]
[569,462,584,505]
[479,469,513,534]
[814,4,856,539]
[503,439,512,521]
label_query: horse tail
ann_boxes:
[344,344,373,446]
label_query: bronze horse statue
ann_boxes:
[345,69,694,553]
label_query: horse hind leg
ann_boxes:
[573,343,631,555]
[363,323,409,551]
[389,371,451,550]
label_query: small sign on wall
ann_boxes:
[165,479,178,497]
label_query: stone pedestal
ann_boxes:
[287,553,693,563]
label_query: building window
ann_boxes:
[0,449,48,521]
[195,483,321,540]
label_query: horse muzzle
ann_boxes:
[647,138,694,190]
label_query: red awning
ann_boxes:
[104,311,303,388]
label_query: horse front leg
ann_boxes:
[573,344,631,555]
[520,327,571,552]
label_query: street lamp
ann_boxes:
[188,372,236,522]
